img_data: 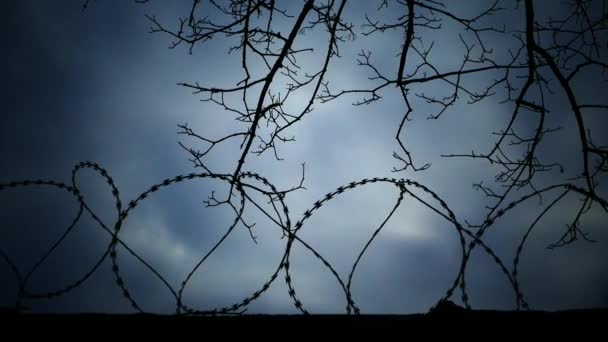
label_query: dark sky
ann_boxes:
[1,0,607,314]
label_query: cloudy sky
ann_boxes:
[1,0,607,314]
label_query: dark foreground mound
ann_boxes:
[2,306,607,338]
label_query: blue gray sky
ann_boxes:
[1,0,607,314]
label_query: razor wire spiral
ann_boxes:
[2,160,606,315]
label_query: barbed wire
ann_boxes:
[2,161,606,314]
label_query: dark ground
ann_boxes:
[2,308,606,338]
